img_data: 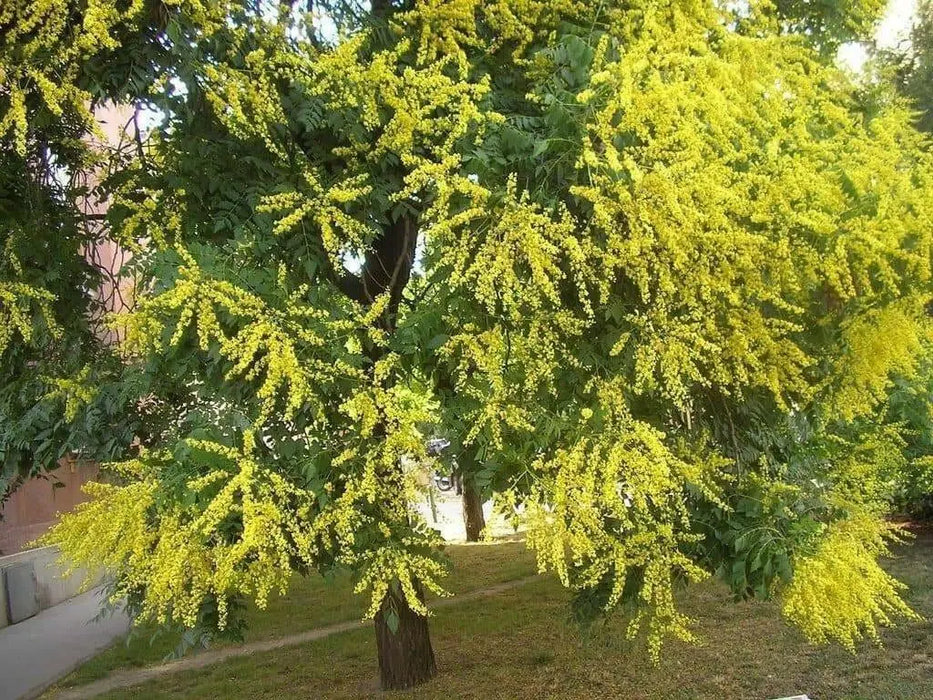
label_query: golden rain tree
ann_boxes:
[3,0,933,690]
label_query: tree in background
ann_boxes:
[870,0,933,518]
[428,437,487,542]
[879,0,933,132]
[3,0,933,690]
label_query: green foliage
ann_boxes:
[0,110,135,497]
[0,0,238,499]
[878,0,933,133]
[879,342,933,517]
[761,0,888,53]
[2,0,932,666]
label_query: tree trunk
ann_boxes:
[373,581,437,690]
[462,475,486,542]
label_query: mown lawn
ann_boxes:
[51,530,933,699]
[52,537,536,690]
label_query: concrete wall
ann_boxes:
[0,546,96,629]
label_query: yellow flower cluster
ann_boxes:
[336,362,438,497]
[122,248,365,424]
[440,312,587,448]
[44,436,322,629]
[257,171,374,268]
[782,514,921,651]
[430,177,604,447]
[354,546,449,619]
[828,301,932,420]
[40,476,157,592]
[522,379,724,660]
[198,30,494,270]
[0,0,228,155]
[569,16,933,409]
[310,359,451,616]
[442,176,594,320]
[43,365,98,422]
[398,0,585,64]
[0,281,59,356]
[45,316,450,628]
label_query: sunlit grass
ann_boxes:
[48,531,933,699]
[52,537,536,690]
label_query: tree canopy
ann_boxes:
[0,3,149,501]
[2,0,932,688]
[880,0,933,132]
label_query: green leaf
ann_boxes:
[385,609,400,634]
[426,334,449,350]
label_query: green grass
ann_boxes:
[50,530,933,699]
[53,537,536,690]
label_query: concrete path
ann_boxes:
[0,590,130,700]
[53,575,540,700]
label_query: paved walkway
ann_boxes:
[54,575,539,700]
[0,589,130,700]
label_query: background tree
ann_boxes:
[871,0,933,518]
[3,0,932,691]
[879,0,933,132]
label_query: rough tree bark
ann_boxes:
[350,210,438,690]
[340,5,443,679]
[461,474,486,542]
[374,581,438,689]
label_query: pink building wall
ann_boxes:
[81,103,137,343]
[0,104,134,555]
[0,460,100,555]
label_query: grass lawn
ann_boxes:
[52,537,536,690]
[49,529,933,699]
